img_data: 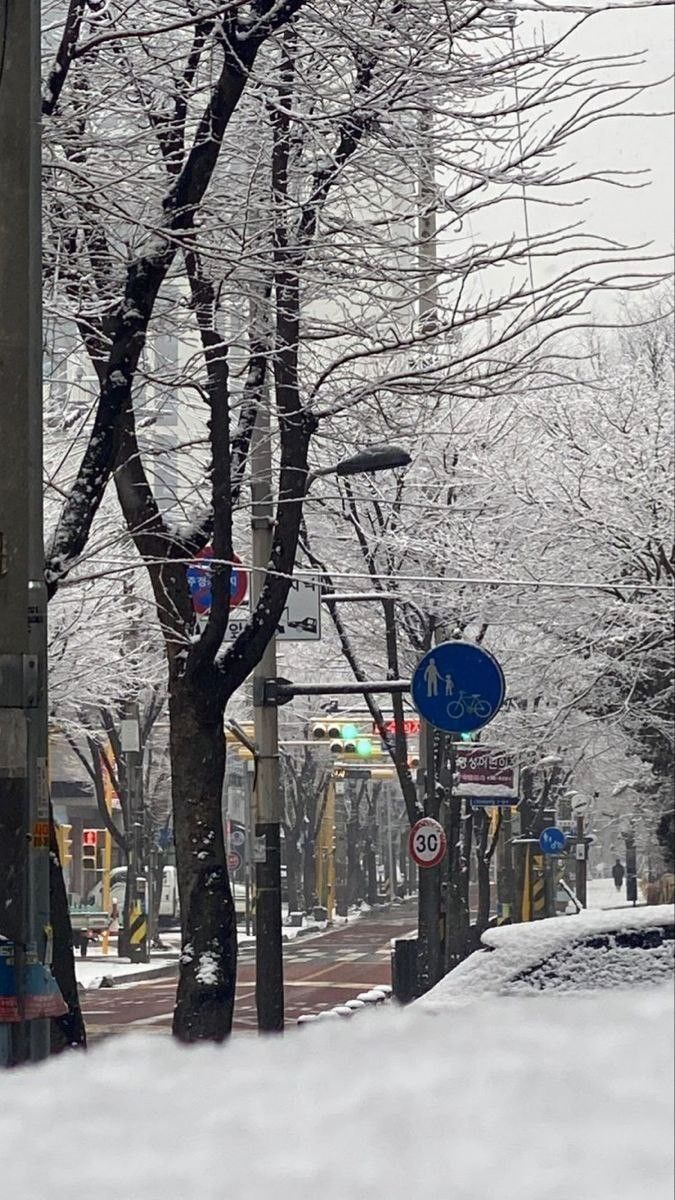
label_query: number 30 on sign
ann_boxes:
[408,817,447,869]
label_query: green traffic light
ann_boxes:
[341,723,359,740]
[356,738,373,757]
[459,731,474,742]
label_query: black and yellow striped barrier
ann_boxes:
[532,855,546,919]
[127,903,148,962]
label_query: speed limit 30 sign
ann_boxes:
[408,817,447,869]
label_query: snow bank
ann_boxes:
[1,986,672,1200]
[419,905,674,1009]
[75,957,178,989]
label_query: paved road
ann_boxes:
[80,904,417,1041]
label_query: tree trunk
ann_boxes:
[170,672,237,1043]
[444,795,471,970]
[474,808,491,942]
[303,836,316,912]
[49,807,87,1051]
[417,723,443,993]
[365,834,378,905]
[347,805,361,906]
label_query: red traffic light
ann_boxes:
[82,829,98,847]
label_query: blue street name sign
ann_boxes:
[469,797,519,809]
[411,641,506,734]
[539,826,567,855]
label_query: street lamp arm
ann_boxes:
[254,676,411,707]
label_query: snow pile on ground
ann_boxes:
[419,905,674,1009]
[75,956,178,989]
[1,986,672,1200]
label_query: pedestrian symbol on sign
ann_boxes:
[424,658,440,697]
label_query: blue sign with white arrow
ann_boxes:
[411,641,506,734]
[539,826,567,855]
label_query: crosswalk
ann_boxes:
[81,908,416,1041]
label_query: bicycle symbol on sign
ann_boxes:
[446,691,492,721]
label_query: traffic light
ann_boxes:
[312,720,379,757]
[82,828,98,870]
[312,722,342,741]
[55,823,72,867]
[459,731,475,742]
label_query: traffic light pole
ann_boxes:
[0,1,50,1066]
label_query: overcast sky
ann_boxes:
[553,4,674,258]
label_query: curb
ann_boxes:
[296,985,393,1027]
[78,959,180,990]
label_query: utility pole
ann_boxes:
[417,108,439,335]
[120,706,149,961]
[251,399,284,1032]
[0,0,51,1066]
[575,812,588,909]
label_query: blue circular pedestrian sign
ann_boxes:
[539,826,567,855]
[411,641,505,734]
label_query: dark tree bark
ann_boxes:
[474,808,492,941]
[303,835,317,912]
[170,668,237,1043]
[49,806,86,1052]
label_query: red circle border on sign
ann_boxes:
[230,553,248,608]
[408,817,447,869]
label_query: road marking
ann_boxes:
[284,980,379,990]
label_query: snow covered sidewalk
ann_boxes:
[1,983,672,1200]
[75,952,179,990]
[587,877,636,910]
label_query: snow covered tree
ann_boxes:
[41,0,669,1034]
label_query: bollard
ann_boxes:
[391,937,419,1004]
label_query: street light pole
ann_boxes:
[251,400,284,1033]
[0,0,50,1066]
[250,435,411,1031]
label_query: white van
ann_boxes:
[159,865,180,924]
[86,865,180,925]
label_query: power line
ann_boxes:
[60,554,673,596]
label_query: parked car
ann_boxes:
[417,904,674,1011]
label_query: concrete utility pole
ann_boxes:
[575,812,588,909]
[120,706,149,962]
[251,399,285,1032]
[0,0,50,1065]
[250,447,412,1028]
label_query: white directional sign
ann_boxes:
[408,817,447,869]
[195,574,322,642]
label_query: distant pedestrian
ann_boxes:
[612,858,625,891]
